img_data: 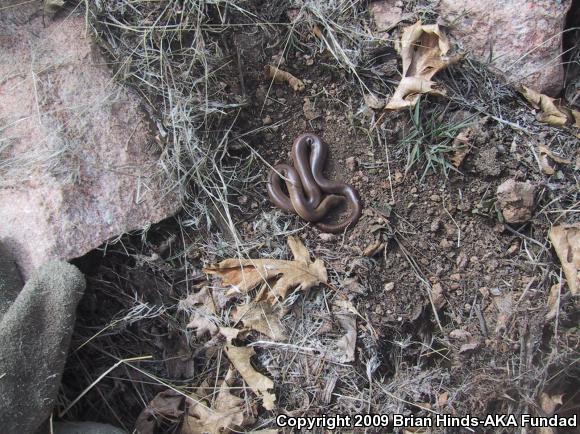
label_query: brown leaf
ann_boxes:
[204,236,327,304]
[182,370,253,434]
[232,302,287,341]
[220,328,276,410]
[135,389,184,434]
[178,287,219,338]
[549,224,580,295]
[265,65,305,92]
[386,22,461,110]
[520,86,580,130]
[538,145,571,175]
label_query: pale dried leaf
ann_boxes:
[549,224,580,295]
[386,76,444,109]
[520,86,569,126]
[538,145,571,175]
[265,65,305,92]
[539,392,564,416]
[386,22,461,110]
[182,371,252,434]
[135,389,184,434]
[224,344,276,410]
[204,236,327,304]
[179,287,219,338]
[545,283,561,321]
[232,301,287,341]
[333,299,357,363]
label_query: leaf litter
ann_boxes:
[203,236,327,304]
[386,21,462,110]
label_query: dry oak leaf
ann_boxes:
[232,301,287,341]
[520,86,580,128]
[178,287,219,338]
[182,370,254,434]
[204,236,327,304]
[135,389,184,434]
[549,224,580,295]
[537,145,571,175]
[265,65,305,92]
[220,328,276,411]
[386,22,462,110]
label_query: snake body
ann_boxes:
[267,133,362,233]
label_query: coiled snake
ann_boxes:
[267,133,362,233]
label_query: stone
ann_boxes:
[437,0,573,96]
[0,3,179,279]
[370,0,404,33]
[496,179,536,224]
[345,157,358,171]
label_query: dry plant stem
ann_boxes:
[59,355,152,417]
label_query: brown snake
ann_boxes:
[267,133,362,233]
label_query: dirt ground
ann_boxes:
[57,1,579,433]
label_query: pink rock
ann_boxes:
[437,0,572,96]
[369,0,404,33]
[0,5,179,279]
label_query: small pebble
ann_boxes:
[345,156,357,171]
[430,194,441,202]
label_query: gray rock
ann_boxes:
[0,1,179,279]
